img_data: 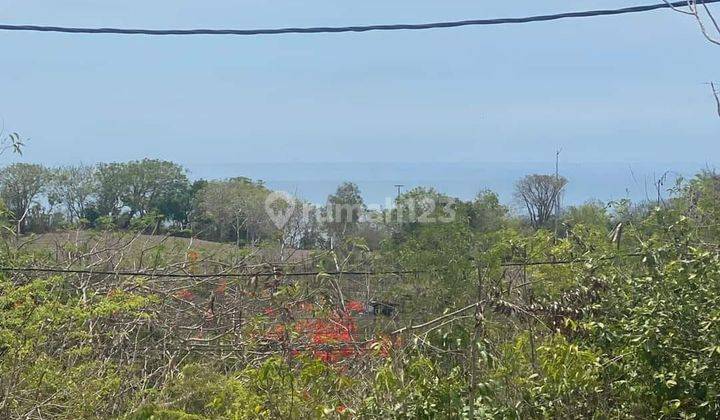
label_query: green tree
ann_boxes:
[0,163,50,234]
[119,159,189,220]
[48,165,98,224]
[194,177,274,246]
[466,190,508,233]
[96,159,190,227]
[325,182,365,246]
[563,200,610,229]
[95,162,126,220]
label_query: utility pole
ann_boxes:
[392,184,405,226]
[394,184,404,203]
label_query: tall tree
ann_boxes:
[119,159,190,220]
[325,182,365,245]
[95,162,126,219]
[96,159,190,226]
[49,165,98,223]
[278,197,323,250]
[467,190,508,233]
[194,178,274,246]
[0,163,49,234]
[514,174,567,229]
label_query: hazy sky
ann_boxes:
[1,1,719,167]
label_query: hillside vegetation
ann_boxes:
[1,162,720,418]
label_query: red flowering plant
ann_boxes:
[175,288,194,301]
[259,299,381,364]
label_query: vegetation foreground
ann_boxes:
[1,160,720,418]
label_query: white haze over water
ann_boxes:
[186,161,717,209]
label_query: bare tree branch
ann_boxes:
[662,0,695,15]
[666,0,720,44]
[711,82,720,117]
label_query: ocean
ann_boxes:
[185,161,717,210]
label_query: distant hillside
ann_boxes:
[18,230,316,268]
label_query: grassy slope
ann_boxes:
[18,230,315,267]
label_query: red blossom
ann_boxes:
[175,289,194,300]
[261,303,399,364]
[345,300,365,313]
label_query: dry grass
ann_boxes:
[14,230,316,270]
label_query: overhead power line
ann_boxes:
[0,266,419,278]
[0,1,717,37]
[0,253,646,278]
[498,252,645,267]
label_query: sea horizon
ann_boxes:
[184,160,718,208]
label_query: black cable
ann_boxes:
[0,266,422,278]
[499,252,646,267]
[0,1,715,37]
[0,253,645,278]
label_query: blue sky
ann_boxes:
[0,0,718,168]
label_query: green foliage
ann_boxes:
[360,357,479,419]
[465,190,509,233]
[531,335,603,418]
[492,333,603,418]
[48,165,98,225]
[96,159,190,227]
[0,274,154,418]
[325,181,366,244]
[0,132,24,156]
[0,162,51,233]
[3,168,720,419]
[380,219,476,316]
[564,200,611,230]
[193,177,276,246]
[133,357,351,419]
[677,170,720,240]
[586,209,720,418]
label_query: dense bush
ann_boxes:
[1,171,720,418]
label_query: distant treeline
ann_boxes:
[0,158,655,248]
[0,159,318,245]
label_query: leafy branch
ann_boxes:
[0,131,24,156]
